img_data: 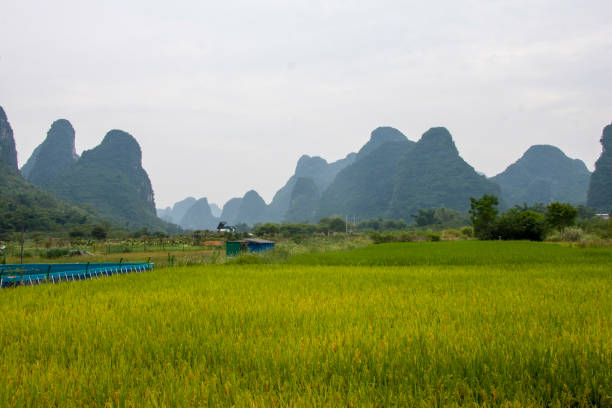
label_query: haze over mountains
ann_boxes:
[1,103,609,234]
[163,125,602,228]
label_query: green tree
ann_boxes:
[253,223,281,236]
[412,209,436,226]
[91,225,107,240]
[469,195,499,240]
[546,202,578,233]
[495,208,548,241]
[317,217,346,234]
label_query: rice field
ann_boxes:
[0,241,610,407]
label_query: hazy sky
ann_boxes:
[2,0,611,208]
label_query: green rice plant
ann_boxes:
[286,240,612,268]
[0,242,610,406]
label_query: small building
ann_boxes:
[245,238,275,253]
[596,213,610,220]
[226,240,248,257]
[217,221,237,233]
[225,239,275,256]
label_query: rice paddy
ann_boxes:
[0,241,610,406]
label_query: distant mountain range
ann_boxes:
[159,125,600,229]
[2,103,607,234]
[0,107,101,237]
[0,106,177,233]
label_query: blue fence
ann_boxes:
[0,262,154,288]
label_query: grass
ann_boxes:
[0,241,610,406]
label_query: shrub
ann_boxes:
[460,226,474,238]
[494,209,548,241]
[43,248,69,258]
[561,227,584,242]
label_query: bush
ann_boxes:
[561,227,584,242]
[43,248,69,258]
[460,226,474,238]
[494,209,548,241]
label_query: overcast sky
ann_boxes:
[2,0,611,208]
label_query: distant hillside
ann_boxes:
[157,207,173,223]
[0,107,99,236]
[21,119,79,186]
[587,124,612,212]
[157,197,197,225]
[210,203,222,218]
[389,127,501,220]
[235,190,267,226]
[220,197,242,224]
[45,130,175,232]
[285,177,320,223]
[354,126,407,160]
[0,106,18,170]
[178,197,219,230]
[317,128,414,220]
[491,145,590,206]
[0,161,102,237]
[266,153,356,222]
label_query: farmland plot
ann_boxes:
[0,242,610,406]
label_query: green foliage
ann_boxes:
[68,229,85,239]
[0,161,99,238]
[412,207,470,230]
[546,202,578,232]
[253,223,280,236]
[281,223,317,237]
[469,194,500,240]
[42,247,69,258]
[576,205,596,220]
[460,226,474,237]
[357,218,408,231]
[495,208,548,241]
[317,217,346,233]
[412,208,435,226]
[91,225,107,240]
[369,230,448,244]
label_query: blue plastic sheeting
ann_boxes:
[0,262,154,288]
